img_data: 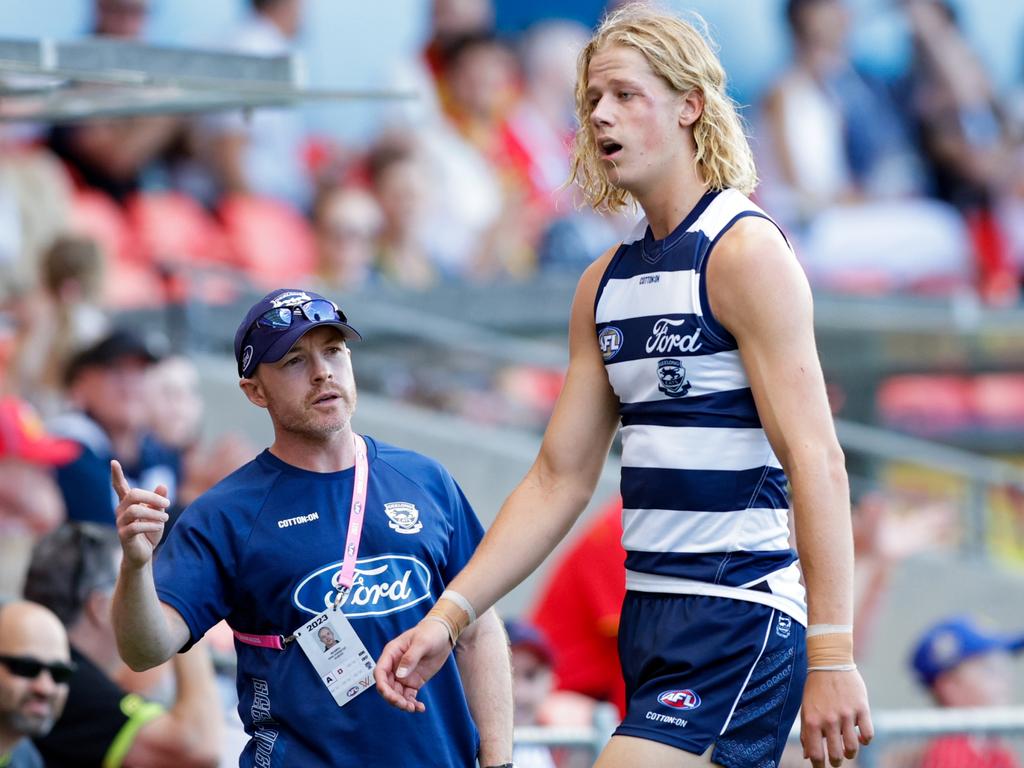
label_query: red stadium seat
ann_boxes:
[68,189,140,265]
[972,375,1024,429]
[876,375,973,436]
[126,192,236,269]
[218,195,316,288]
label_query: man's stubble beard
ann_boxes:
[9,703,58,737]
[269,393,356,443]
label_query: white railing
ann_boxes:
[513,707,1024,765]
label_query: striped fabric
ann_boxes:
[595,188,807,624]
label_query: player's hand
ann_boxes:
[374,619,453,713]
[800,669,873,768]
[111,459,170,568]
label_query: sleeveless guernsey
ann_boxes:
[594,188,807,624]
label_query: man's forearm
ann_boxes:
[791,451,855,625]
[112,561,181,671]
[455,610,513,767]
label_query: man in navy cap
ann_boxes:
[49,329,177,526]
[109,288,513,768]
[911,615,1024,767]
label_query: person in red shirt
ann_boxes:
[911,615,1024,768]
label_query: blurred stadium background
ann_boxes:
[1,0,1023,765]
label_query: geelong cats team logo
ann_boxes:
[384,502,422,534]
[657,358,691,397]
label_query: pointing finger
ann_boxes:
[110,460,131,501]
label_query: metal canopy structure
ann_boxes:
[0,37,411,121]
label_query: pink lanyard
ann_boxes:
[232,433,369,651]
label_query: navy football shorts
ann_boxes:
[616,591,807,768]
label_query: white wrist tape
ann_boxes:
[807,624,853,637]
[808,663,858,672]
[440,589,477,624]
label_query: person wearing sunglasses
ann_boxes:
[0,600,72,768]
[109,288,513,768]
[24,523,222,768]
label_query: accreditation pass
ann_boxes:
[293,610,376,707]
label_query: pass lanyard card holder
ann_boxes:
[234,434,375,707]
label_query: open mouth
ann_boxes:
[599,138,623,158]
[312,393,341,406]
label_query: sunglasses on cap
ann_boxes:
[244,299,347,341]
[0,654,77,684]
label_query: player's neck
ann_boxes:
[638,168,711,241]
[269,424,357,473]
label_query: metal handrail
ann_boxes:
[513,707,1024,763]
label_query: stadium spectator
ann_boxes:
[507,620,558,768]
[910,615,1023,767]
[145,355,255,526]
[311,184,382,291]
[24,522,221,768]
[10,236,108,417]
[203,0,312,210]
[902,0,1020,302]
[761,0,923,217]
[440,32,540,278]
[367,141,439,290]
[110,287,513,766]
[47,1,182,203]
[0,601,72,768]
[508,20,589,212]
[530,497,626,716]
[850,491,957,658]
[49,329,179,526]
[0,398,78,597]
[92,0,148,40]
[760,0,971,293]
[507,619,599,768]
[425,0,495,85]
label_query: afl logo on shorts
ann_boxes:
[598,326,623,361]
[658,689,701,710]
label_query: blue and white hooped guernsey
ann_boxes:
[595,188,807,625]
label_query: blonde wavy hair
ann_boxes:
[569,3,757,212]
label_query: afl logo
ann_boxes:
[658,689,701,710]
[598,326,623,361]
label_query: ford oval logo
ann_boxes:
[657,689,701,710]
[292,555,432,618]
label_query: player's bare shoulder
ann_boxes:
[707,214,810,335]
[713,215,794,274]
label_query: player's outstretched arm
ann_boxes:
[110,460,190,671]
[709,218,873,768]
[375,248,622,710]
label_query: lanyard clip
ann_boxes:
[333,586,349,611]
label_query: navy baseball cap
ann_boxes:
[506,620,555,667]
[911,616,1024,687]
[234,288,361,378]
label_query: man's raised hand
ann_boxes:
[111,459,169,567]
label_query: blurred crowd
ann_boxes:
[0,0,1023,766]
[0,0,1021,318]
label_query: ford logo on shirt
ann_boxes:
[292,555,432,618]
